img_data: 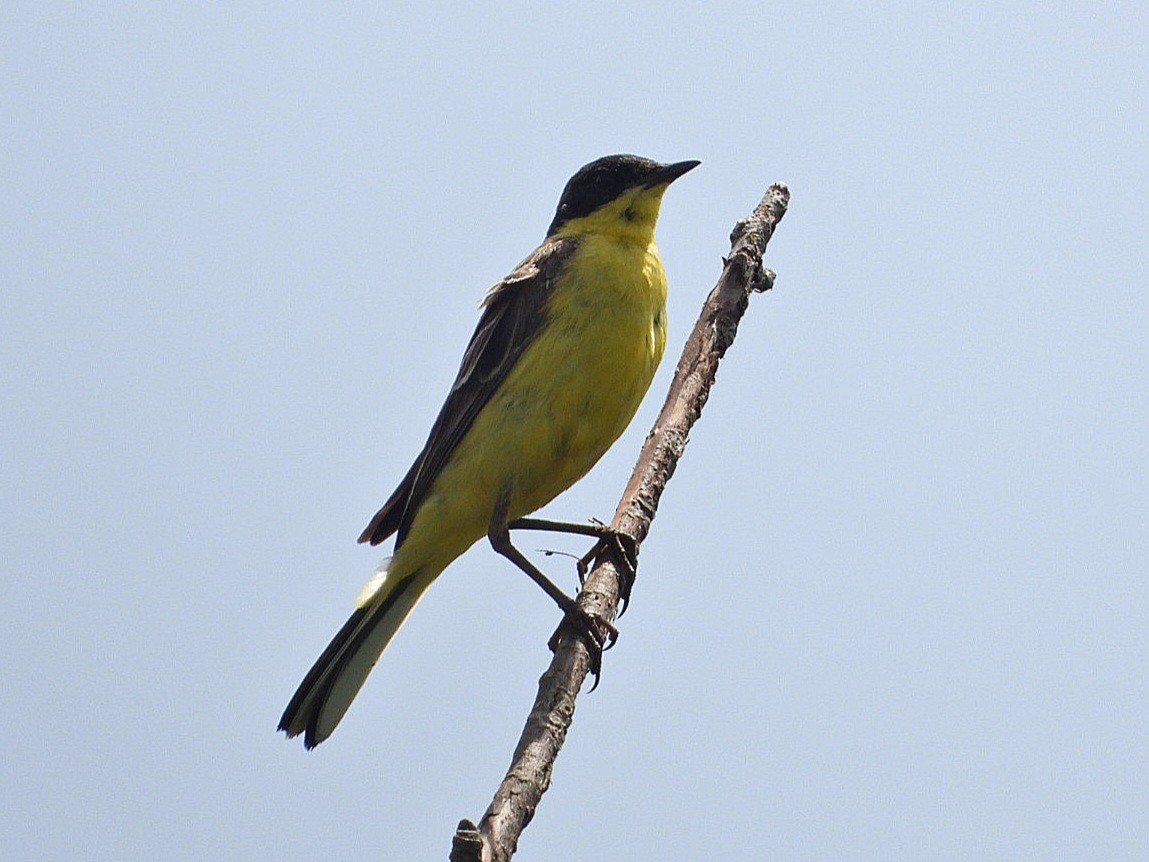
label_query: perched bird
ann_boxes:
[279,154,699,748]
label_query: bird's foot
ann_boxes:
[547,602,618,690]
[577,528,639,616]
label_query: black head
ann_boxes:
[546,154,700,236]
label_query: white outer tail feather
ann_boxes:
[314,579,427,743]
[280,563,433,747]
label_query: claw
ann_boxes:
[577,530,639,616]
[547,606,618,688]
[575,553,591,587]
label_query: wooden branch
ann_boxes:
[450,181,791,862]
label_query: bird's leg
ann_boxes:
[507,516,639,616]
[489,497,617,684]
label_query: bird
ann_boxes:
[279,154,699,748]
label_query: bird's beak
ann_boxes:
[644,159,701,188]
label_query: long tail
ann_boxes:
[279,564,434,748]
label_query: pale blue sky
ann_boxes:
[3,3,1146,860]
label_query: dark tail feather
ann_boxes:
[279,570,426,748]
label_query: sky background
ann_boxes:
[3,2,1146,860]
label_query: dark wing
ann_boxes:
[358,235,579,547]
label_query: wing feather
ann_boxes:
[358,235,578,546]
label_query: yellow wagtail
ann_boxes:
[280,154,699,747]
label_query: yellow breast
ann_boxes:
[508,233,667,514]
[392,232,667,572]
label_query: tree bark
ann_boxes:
[450,181,791,862]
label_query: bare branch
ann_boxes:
[452,182,791,861]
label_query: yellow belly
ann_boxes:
[394,236,667,572]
